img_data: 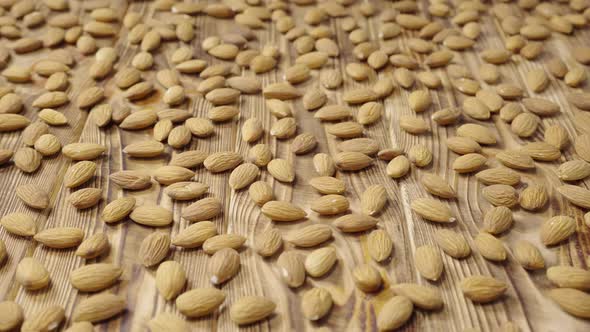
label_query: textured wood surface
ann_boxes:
[1,0,590,331]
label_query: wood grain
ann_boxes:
[0,0,589,331]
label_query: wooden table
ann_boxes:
[1,0,589,331]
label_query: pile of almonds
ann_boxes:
[0,0,589,330]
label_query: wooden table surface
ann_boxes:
[1,0,590,331]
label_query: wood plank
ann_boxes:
[0,0,589,331]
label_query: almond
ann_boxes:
[548,288,590,319]
[73,293,126,322]
[483,206,513,234]
[547,266,590,291]
[277,251,306,288]
[414,245,444,281]
[377,296,413,331]
[391,283,443,310]
[21,305,64,332]
[102,197,136,223]
[230,296,276,325]
[305,246,337,277]
[301,288,333,321]
[254,227,282,257]
[311,194,348,215]
[70,263,122,292]
[172,221,218,248]
[130,205,173,227]
[14,147,41,173]
[513,240,545,270]
[182,197,222,222]
[165,181,208,201]
[208,247,240,285]
[155,261,187,300]
[313,153,336,176]
[69,188,102,209]
[139,232,170,267]
[446,136,481,155]
[1,213,36,237]
[261,200,306,222]
[64,161,96,188]
[411,198,455,223]
[421,174,456,198]
[350,259,383,294]
[309,177,345,195]
[62,143,106,160]
[474,233,507,262]
[435,229,471,258]
[333,213,378,232]
[16,183,49,209]
[386,155,410,178]
[176,288,225,318]
[496,150,535,170]
[286,224,332,247]
[360,184,387,215]
[557,185,590,209]
[170,150,208,168]
[34,227,84,248]
[482,184,518,207]
[0,301,23,331]
[204,151,243,172]
[76,233,109,259]
[148,313,189,332]
[540,215,576,246]
[202,234,246,255]
[16,257,50,290]
[519,184,548,211]
[334,151,373,171]
[558,160,590,181]
[460,275,507,303]
[366,229,393,262]
[248,181,274,206]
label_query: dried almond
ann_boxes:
[76,233,109,259]
[411,198,455,223]
[261,201,307,221]
[70,263,122,292]
[421,174,456,198]
[300,288,333,322]
[34,227,84,248]
[367,229,393,262]
[73,293,126,322]
[333,214,378,232]
[202,234,245,255]
[1,213,36,237]
[102,197,136,223]
[361,184,387,215]
[248,181,274,206]
[540,215,576,246]
[558,160,590,181]
[513,240,544,270]
[435,229,471,258]
[176,288,225,318]
[377,296,413,331]
[172,221,217,248]
[208,248,240,285]
[460,276,507,303]
[547,266,590,291]
[130,205,173,227]
[21,305,64,332]
[68,188,102,209]
[254,228,282,257]
[16,257,50,290]
[391,283,443,310]
[287,224,332,248]
[16,183,49,209]
[483,206,513,234]
[204,151,242,173]
[548,288,590,319]
[519,184,548,211]
[305,246,337,277]
[230,296,275,325]
[64,161,96,188]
